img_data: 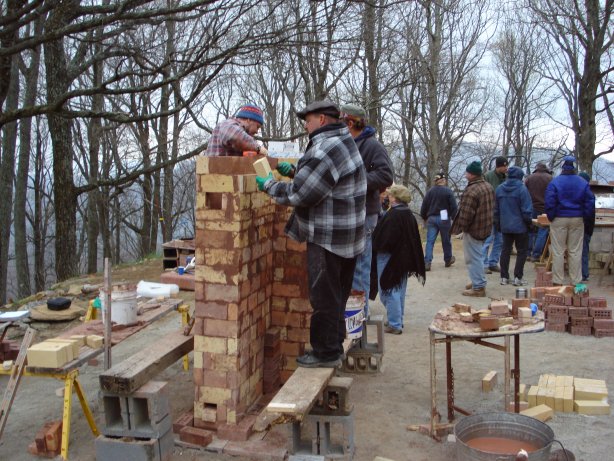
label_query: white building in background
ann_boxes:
[268,141,301,158]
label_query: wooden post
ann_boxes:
[103,258,112,370]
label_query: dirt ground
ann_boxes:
[1,240,613,461]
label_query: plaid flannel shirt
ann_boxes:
[451,177,495,240]
[264,123,367,258]
[204,117,259,156]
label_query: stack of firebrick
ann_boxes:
[533,267,613,337]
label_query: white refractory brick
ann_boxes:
[101,394,131,437]
[94,434,161,461]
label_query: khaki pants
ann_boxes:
[550,217,584,285]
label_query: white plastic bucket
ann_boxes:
[101,290,138,325]
[345,293,365,340]
[136,281,179,298]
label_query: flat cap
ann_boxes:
[296,100,340,120]
[340,103,367,119]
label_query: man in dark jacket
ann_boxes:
[494,167,533,286]
[341,103,394,317]
[420,173,458,271]
[525,163,553,260]
[545,156,595,285]
[451,161,495,297]
[482,156,508,273]
[578,172,596,281]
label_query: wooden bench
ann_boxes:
[99,329,193,394]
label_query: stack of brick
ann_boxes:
[540,290,613,337]
[192,156,313,440]
[263,327,282,394]
[524,374,610,416]
[534,267,553,287]
[96,381,174,461]
[28,421,62,458]
[0,340,20,361]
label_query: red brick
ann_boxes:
[203,319,239,338]
[590,308,612,319]
[570,316,593,327]
[202,230,233,249]
[44,421,62,453]
[280,341,302,357]
[173,410,194,434]
[593,319,614,330]
[286,327,310,343]
[570,325,591,336]
[179,426,214,446]
[217,414,256,442]
[568,307,588,317]
[195,301,228,320]
[193,368,204,386]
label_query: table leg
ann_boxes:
[504,336,511,412]
[430,330,436,436]
[446,337,454,422]
[514,334,520,413]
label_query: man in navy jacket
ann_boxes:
[545,156,595,285]
[494,167,533,286]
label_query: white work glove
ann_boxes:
[257,145,269,156]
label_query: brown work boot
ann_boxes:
[462,287,486,297]
[465,282,473,290]
[445,256,456,267]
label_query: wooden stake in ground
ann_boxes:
[103,258,112,370]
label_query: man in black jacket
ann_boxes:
[341,103,394,317]
[420,173,458,271]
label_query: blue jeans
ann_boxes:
[424,216,453,264]
[483,226,503,267]
[352,214,378,317]
[376,252,407,330]
[465,234,487,289]
[530,211,549,259]
[582,233,591,280]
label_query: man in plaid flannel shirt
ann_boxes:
[257,100,367,368]
[204,104,268,156]
[451,161,495,297]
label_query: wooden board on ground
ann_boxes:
[263,367,334,427]
[99,329,193,394]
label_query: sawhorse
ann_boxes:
[0,367,99,460]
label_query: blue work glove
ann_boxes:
[256,172,274,191]
[276,162,295,177]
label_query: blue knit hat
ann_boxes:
[562,155,576,171]
[235,104,264,125]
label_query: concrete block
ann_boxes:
[101,394,130,437]
[27,342,70,368]
[520,404,553,422]
[128,381,171,426]
[312,377,353,416]
[95,434,160,461]
[158,429,175,461]
[482,371,497,392]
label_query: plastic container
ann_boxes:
[100,290,138,325]
[177,266,185,275]
[515,288,528,299]
[136,281,179,299]
[345,293,365,340]
[455,412,553,461]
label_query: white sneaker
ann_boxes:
[513,277,527,286]
[500,278,509,285]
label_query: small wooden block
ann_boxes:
[574,400,611,415]
[563,387,574,413]
[520,404,553,422]
[482,371,497,392]
[253,157,273,177]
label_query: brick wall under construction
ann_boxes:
[192,156,311,429]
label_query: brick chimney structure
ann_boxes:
[192,156,311,430]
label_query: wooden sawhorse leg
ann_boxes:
[178,304,191,371]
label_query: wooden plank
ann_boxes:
[263,367,334,427]
[99,329,193,394]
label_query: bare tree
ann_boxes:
[527,0,613,174]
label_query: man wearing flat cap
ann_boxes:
[420,173,458,271]
[340,103,393,317]
[451,161,495,297]
[545,156,595,285]
[482,156,508,273]
[204,104,268,156]
[256,100,367,367]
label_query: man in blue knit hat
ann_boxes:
[205,104,268,156]
[545,156,595,285]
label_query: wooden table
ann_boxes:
[0,297,184,460]
[425,307,544,439]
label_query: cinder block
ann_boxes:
[95,434,161,461]
[101,394,130,437]
[520,404,553,422]
[128,381,171,425]
[158,429,175,461]
[312,377,353,415]
[482,371,497,392]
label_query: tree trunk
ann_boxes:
[33,119,46,292]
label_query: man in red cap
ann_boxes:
[204,104,268,156]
